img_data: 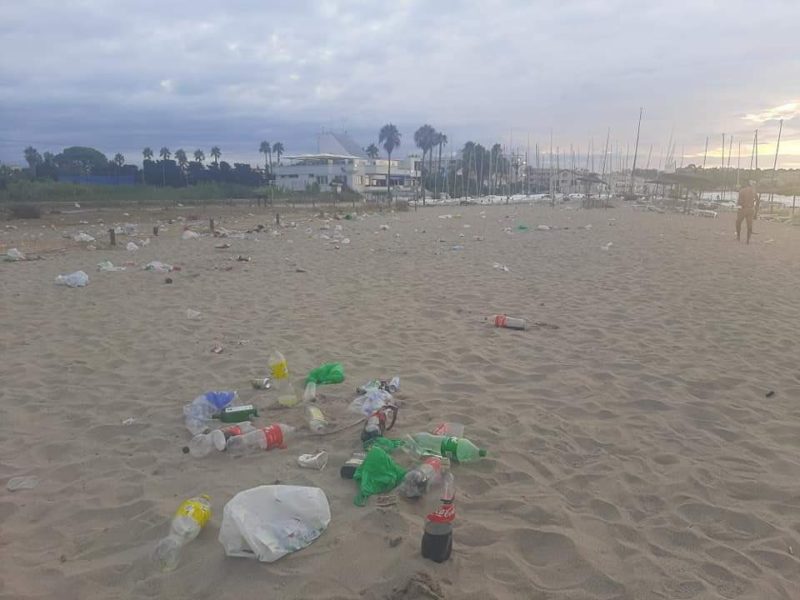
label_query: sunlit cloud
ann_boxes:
[743,102,800,124]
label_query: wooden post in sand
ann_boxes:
[108,228,116,246]
[153,225,159,236]
[210,218,215,234]
[275,212,280,227]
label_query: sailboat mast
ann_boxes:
[629,107,643,194]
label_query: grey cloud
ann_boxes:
[2,0,799,166]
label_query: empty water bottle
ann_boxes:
[306,405,328,433]
[269,351,299,407]
[153,495,212,571]
[184,423,255,458]
[399,456,449,498]
[226,423,294,454]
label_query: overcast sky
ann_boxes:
[2,0,799,167]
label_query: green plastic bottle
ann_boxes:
[407,432,487,463]
[214,404,258,423]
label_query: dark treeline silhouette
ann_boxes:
[15,143,286,188]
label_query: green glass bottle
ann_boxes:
[408,432,487,463]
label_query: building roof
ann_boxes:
[317,131,367,158]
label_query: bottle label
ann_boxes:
[427,501,456,524]
[175,497,211,527]
[422,456,442,472]
[261,425,285,450]
[440,437,459,458]
[271,360,289,380]
[494,315,507,328]
[223,404,254,414]
[222,424,243,437]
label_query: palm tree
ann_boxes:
[259,141,271,174]
[379,124,401,202]
[366,144,379,159]
[210,146,221,166]
[175,149,188,185]
[272,142,284,165]
[159,147,170,186]
[24,146,42,178]
[414,124,437,203]
[143,147,153,162]
[193,149,205,164]
[113,153,125,183]
[435,133,448,198]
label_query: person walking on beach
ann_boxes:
[736,181,757,244]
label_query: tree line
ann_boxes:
[17,141,286,188]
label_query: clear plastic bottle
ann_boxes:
[399,456,449,498]
[185,423,255,458]
[303,381,317,403]
[183,391,237,435]
[226,423,294,454]
[306,405,328,433]
[406,432,487,463]
[153,495,212,571]
[269,351,299,407]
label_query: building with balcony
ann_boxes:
[272,132,419,197]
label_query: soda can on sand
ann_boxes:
[251,377,272,390]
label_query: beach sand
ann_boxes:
[1,202,799,599]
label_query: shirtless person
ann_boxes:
[736,181,757,244]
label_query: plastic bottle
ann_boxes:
[487,314,527,330]
[184,423,255,458]
[183,391,237,435]
[226,423,294,454]
[269,351,299,407]
[421,472,455,563]
[406,432,487,463]
[340,451,366,479]
[214,404,258,423]
[306,405,328,433]
[303,381,317,403]
[399,456,449,498]
[431,422,465,437]
[153,495,212,571]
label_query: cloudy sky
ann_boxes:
[2,0,799,168]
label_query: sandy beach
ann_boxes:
[1,201,799,600]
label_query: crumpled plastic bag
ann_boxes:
[306,362,345,385]
[219,485,330,562]
[353,445,406,506]
[349,388,392,416]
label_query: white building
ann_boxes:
[272,132,419,197]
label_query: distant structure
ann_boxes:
[272,131,419,197]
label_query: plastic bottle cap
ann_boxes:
[479,449,488,457]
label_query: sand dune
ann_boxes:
[1,202,799,599]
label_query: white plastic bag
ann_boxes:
[219,485,330,562]
[55,270,89,287]
[73,232,96,243]
[5,248,25,261]
[182,230,200,240]
[126,241,139,251]
[144,261,173,273]
[349,388,393,416]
